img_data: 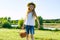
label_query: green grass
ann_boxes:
[0,28,60,40]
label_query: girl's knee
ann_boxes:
[31,35,34,38]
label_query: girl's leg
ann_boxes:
[30,26,34,40]
[25,25,29,40]
[26,34,29,40]
[31,34,34,40]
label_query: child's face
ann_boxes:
[28,5,34,11]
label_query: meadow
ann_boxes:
[0,28,60,40]
[43,23,60,28]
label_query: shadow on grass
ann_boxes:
[35,37,57,40]
[0,39,3,40]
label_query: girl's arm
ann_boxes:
[22,14,27,29]
[22,18,26,29]
[34,13,40,29]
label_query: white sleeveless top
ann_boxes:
[24,12,35,26]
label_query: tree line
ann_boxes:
[43,19,60,23]
[0,16,60,29]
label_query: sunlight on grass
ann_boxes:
[0,28,60,40]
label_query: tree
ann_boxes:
[8,17,11,22]
[35,19,38,28]
[2,21,11,28]
[1,17,11,28]
[38,16,43,30]
[18,19,24,29]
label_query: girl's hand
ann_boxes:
[21,25,24,29]
[38,24,40,29]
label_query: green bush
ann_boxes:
[55,28,59,31]
[39,25,44,30]
[2,22,11,28]
[18,19,24,29]
[35,20,38,28]
[38,16,43,30]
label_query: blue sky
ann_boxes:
[0,0,60,20]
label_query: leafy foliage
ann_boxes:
[18,19,24,29]
[2,22,11,28]
[38,16,43,30]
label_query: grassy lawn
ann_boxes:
[0,28,60,40]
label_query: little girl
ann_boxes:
[22,2,40,40]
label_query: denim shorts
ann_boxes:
[25,25,34,35]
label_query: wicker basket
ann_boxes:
[19,30,26,38]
